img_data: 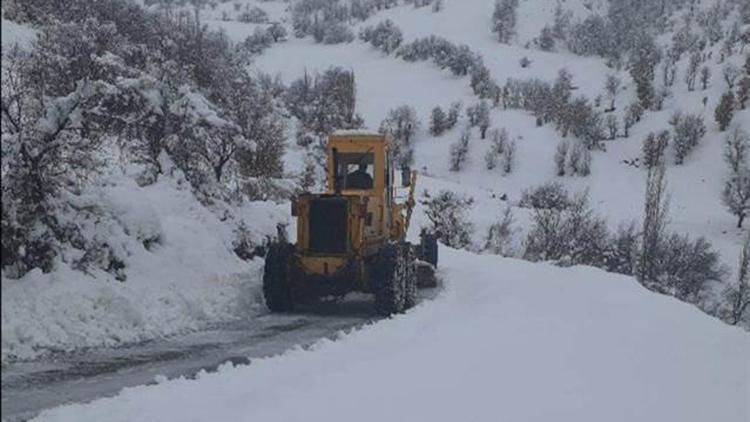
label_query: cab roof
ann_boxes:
[330,130,385,139]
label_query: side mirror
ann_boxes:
[401,167,411,188]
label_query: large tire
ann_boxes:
[419,231,439,267]
[372,243,405,316]
[263,242,296,312]
[402,243,418,310]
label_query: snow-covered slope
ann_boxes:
[1,162,288,362]
[247,0,749,303]
[32,248,750,422]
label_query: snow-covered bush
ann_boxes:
[657,233,726,301]
[642,131,670,169]
[420,190,474,249]
[243,28,274,55]
[722,128,750,228]
[491,0,518,43]
[237,6,268,23]
[714,91,736,131]
[449,127,471,172]
[267,22,288,42]
[379,105,419,169]
[483,206,517,256]
[395,36,481,77]
[723,235,750,325]
[519,182,571,210]
[669,112,706,165]
[285,68,363,136]
[485,128,508,170]
[446,101,462,130]
[359,19,403,54]
[429,106,447,136]
[604,222,639,275]
[523,191,610,268]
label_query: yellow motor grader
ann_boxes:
[263,131,438,316]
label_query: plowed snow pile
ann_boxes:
[33,248,750,422]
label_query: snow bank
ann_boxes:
[1,173,288,363]
[32,248,750,422]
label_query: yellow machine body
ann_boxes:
[291,132,416,292]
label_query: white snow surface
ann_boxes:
[33,247,750,422]
[1,166,288,362]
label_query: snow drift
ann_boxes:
[32,247,750,422]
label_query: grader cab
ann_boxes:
[263,131,438,316]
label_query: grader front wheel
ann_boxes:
[263,242,296,312]
[372,243,417,316]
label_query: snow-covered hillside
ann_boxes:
[31,248,750,422]
[2,160,288,362]
[2,0,749,393]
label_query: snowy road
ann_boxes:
[1,291,436,421]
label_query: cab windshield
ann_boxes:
[336,152,375,190]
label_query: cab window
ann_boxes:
[336,153,375,190]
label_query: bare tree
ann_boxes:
[604,74,621,111]
[637,158,669,285]
[727,234,750,325]
[722,128,750,228]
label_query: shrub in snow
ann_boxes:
[700,66,712,91]
[684,51,701,91]
[524,191,610,268]
[501,138,516,175]
[623,101,643,137]
[299,156,320,193]
[469,62,498,100]
[429,106,447,136]
[359,20,403,54]
[491,0,518,43]
[420,190,474,249]
[237,6,268,23]
[604,74,621,111]
[395,36,481,77]
[566,14,610,57]
[722,64,741,90]
[267,22,288,42]
[243,28,274,55]
[519,182,571,211]
[657,233,726,301]
[604,222,639,275]
[321,23,355,44]
[641,131,670,169]
[485,128,508,170]
[286,68,363,137]
[723,235,750,325]
[380,105,419,169]
[722,128,750,228]
[669,112,706,165]
[537,25,555,51]
[519,56,531,68]
[737,77,750,110]
[483,207,517,256]
[628,34,661,110]
[449,127,471,172]
[555,140,569,176]
[446,101,462,130]
[714,91,735,132]
[605,114,619,140]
